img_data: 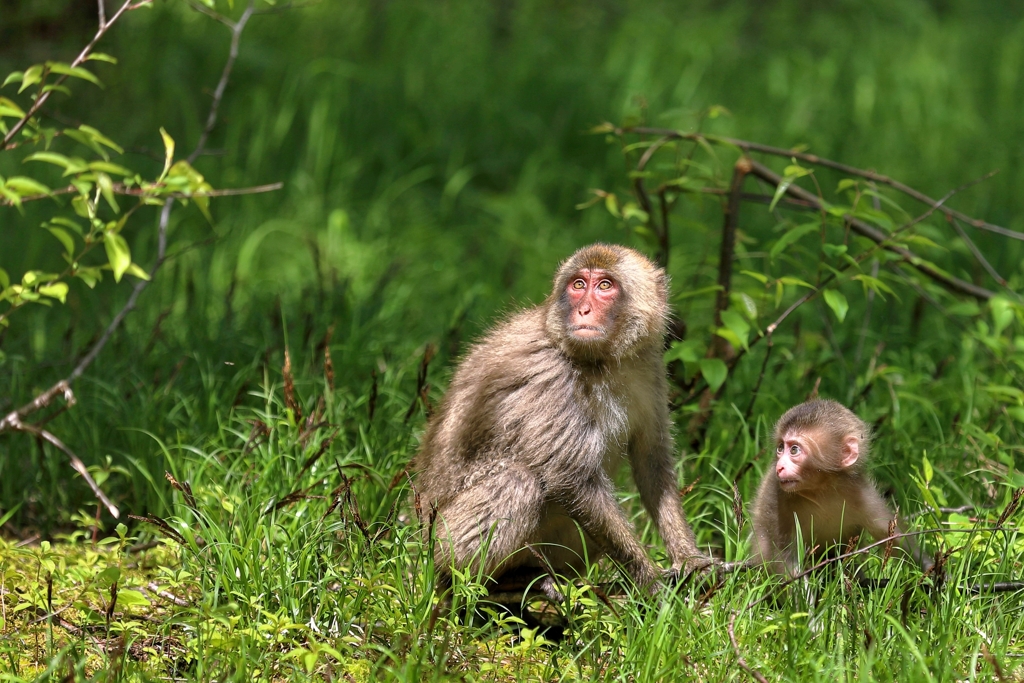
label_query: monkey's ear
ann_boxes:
[840,436,860,469]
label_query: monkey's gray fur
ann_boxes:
[413,243,707,594]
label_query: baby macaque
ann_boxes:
[751,399,931,576]
[414,244,709,597]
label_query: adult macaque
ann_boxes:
[414,243,709,596]
[751,399,932,576]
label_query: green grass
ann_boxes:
[3,0,1024,680]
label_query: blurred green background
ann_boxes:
[2,0,1023,532]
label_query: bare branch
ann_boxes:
[0,181,284,207]
[68,201,173,382]
[98,0,107,28]
[728,608,769,683]
[713,157,752,334]
[748,160,994,300]
[189,0,257,164]
[2,0,136,149]
[11,421,119,518]
[618,125,1024,242]
[949,216,1019,299]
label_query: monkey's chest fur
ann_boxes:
[774,482,876,549]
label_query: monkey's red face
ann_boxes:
[775,430,823,492]
[565,268,619,340]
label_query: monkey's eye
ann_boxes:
[776,444,784,455]
[790,445,801,456]
[597,279,612,291]
[572,279,586,290]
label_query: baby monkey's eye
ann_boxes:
[790,445,800,455]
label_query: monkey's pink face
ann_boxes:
[566,268,619,340]
[775,430,821,492]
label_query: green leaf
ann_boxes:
[46,227,75,255]
[85,53,118,64]
[604,193,621,218]
[720,309,750,349]
[836,179,858,193]
[852,274,895,298]
[38,282,68,303]
[778,276,815,289]
[769,222,819,259]
[125,263,151,281]
[0,96,25,118]
[922,454,933,485]
[664,339,702,365]
[768,164,812,212]
[621,202,648,222]
[673,284,723,301]
[41,84,71,96]
[2,72,24,88]
[96,172,119,213]
[104,232,131,282]
[159,127,175,180]
[45,61,102,88]
[49,217,84,235]
[734,292,758,320]
[714,327,745,351]
[75,266,102,288]
[740,270,768,284]
[699,358,728,392]
[821,244,847,258]
[23,151,74,169]
[822,289,848,323]
[96,566,121,586]
[79,125,123,153]
[990,296,1015,336]
[18,65,43,93]
[0,267,8,289]
[115,589,150,608]
[4,176,51,196]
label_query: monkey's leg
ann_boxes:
[432,466,546,584]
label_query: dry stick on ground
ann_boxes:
[618,126,1024,242]
[0,1,265,517]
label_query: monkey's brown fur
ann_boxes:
[751,399,930,576]
[413,244,706,592]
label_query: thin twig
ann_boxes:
[949,216,1019,299]
[10,421,119,517]
[2,0,137,149]
[728,608,769,683]
[617,126,1024,242]
[189,1,257,165]
[748,160,994,301]
[0,181,284,207]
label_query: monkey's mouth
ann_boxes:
[570,325,606,340]
[777,478,801,490]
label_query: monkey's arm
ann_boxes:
[628,424,710,572]
[858,485,933,571]
[559,475,662,588]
